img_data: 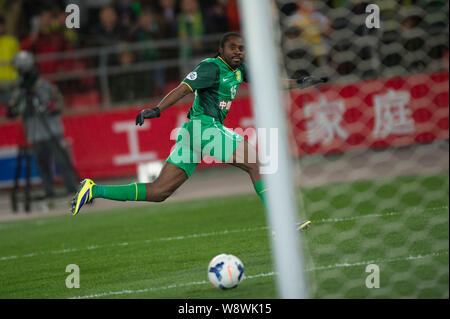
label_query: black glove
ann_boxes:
[296,76,328,89]
[136,107,161,126]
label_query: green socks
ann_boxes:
[253,180,267,208]
[92,183,147,201]
[91,181,265,204]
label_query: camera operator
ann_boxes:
[8,51,78,200]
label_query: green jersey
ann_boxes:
[182,56,248,123]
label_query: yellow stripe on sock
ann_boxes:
[259,189,267,194]
[135,183,138,201]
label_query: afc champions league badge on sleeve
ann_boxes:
[186,72,198,81]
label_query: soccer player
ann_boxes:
[71,32,311,232]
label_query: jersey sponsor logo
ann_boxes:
[219,100,232,110]
[222,77,231,82]
[236,71,242,82]
[186,72,197,80]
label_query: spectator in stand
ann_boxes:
[115,0,143,30]
[0,15,20,85]
[20,7,72,75]
[205,0,231,34]
[0,0,22,37]
[399,6,426,72]
[85,0,113,29]
[110,44,140,103]
[0,15,20,108]
[224,0,240,32]
[131,8,167,96]
[178,0,205,62]
[131,7,167,43]
[88,5,125,47]
[286,0,330,67]
[158,0,178,38]
[54,7,80,49]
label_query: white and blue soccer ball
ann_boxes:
[208,254,245,289]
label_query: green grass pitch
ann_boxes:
[0,171,448,298]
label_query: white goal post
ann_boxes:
[238,0,308,298]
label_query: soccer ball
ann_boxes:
[208,254,245,289]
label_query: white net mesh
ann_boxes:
[273,0,449,298]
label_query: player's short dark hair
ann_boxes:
[219,32,242,48]
[214,32,242,58]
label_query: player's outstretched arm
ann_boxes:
[136,82,192,126]
[282,76,328,90]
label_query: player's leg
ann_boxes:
[226,139,265,205]
[71,162,189,215]
[204,121,266,206]
[72,122,198,215]
[93,161,188,203]
[226,139,260,183]
[145,162,189,202]
[226,139,310,232]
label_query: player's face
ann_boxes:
[220,36,245,69]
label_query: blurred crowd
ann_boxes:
[0,0,448,109]
[280,0,449,79]
[0,0,240,75]
[0,0,241,107]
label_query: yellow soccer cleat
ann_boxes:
[297,220,311,232]
[71,179,95,216]
[272,220,311,238]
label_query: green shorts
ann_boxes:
[166,115,244,178]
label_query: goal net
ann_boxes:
[271,0,449,298]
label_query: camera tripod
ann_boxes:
[10,91,80,213]
[11,143,32,213]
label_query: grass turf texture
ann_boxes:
[0,171,448,298]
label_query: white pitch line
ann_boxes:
[307,251,448,271]
[1,205,448,262]
[0,226,269,262]
[68,250,448,299]
[155,227,268,242]
[70,280,209,299]
[316,211,402,223]
[315,205,448,224]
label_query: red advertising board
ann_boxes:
[0,71,448,181]
[291,72,449,155]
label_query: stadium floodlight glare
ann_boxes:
[238,0,308,299]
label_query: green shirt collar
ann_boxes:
[218,56,238,72]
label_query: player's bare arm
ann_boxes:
[136,82,192,126]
